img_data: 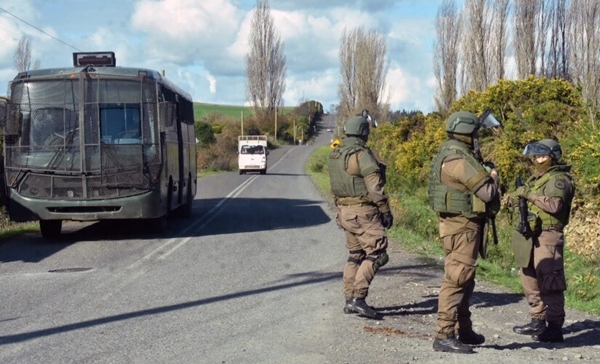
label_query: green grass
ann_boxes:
[305,146,331,193]
[194,102,297,121]
[194,103,254,120]
[306,146,600,315]
[0,214,39,239]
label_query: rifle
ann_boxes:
[516,176,532,238]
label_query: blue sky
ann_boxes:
[0,0,442,113]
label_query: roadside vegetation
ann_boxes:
[307,76,600,315]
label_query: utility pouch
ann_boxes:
[472,195,486,214]
[511,230,533,268]
[541,269,567,293]
[528,212,542,236]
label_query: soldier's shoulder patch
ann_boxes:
[554,178,566,190]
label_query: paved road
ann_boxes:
[2,115,598,364]
[0,117,347,363]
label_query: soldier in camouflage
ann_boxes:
[428,111,500,354]
[510,138,575,343]
[328,112,392,319]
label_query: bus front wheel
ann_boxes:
[40,219,62,239]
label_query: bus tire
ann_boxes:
[167,178,174,214]
[180,175,193,218]
[150,215,168,234]
[40,219,62,239]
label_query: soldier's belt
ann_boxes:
[337,202,375,207]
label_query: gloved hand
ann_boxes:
[514,185,532,200]
[381,211,394,229]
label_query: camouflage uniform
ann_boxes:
[329,130,390,318]
[429,140,498,339]
[428,111,501,354]
[511,140,574,343]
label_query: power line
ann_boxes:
[0,6,82,51]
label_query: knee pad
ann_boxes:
[367,251,389,273]
[347,249,365,264]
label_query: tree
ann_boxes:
[547,0,570,79]
[489,0,510,82]
[514,0,541,78]
[461,0,491,92]
[245,0,286,132]
[569,0,600,120]
[434,0,461,113]
[338,26,389,123]
[13,35,32,72]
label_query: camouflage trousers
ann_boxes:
[520,230,566,326]
[435,229,480,339]
[336,204,388,300]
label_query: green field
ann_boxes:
[194,103,297,121]
[194,103,254,120]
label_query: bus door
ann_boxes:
[176,97,184,205]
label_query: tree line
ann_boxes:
[434,0,600,120]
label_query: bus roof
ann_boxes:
[12,66,192,101]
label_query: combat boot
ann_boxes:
[513,318,546,335]
[532,323,564,343]
[343,299,355,314]
[457,328,485,345]
[351,297,380,319]
[433,335,474,354]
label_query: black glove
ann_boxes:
[381,211,393,229]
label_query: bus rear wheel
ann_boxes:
[40,219,62,239]
[180,176,193,218]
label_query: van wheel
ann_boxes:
[260,169,266,175]
[239,170,245,175]
[40,219,62,239]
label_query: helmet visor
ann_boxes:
[479,109,501,129]
[523,142,552,157]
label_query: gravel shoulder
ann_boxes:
[327,242,600,363]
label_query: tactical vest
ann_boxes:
[329,137,379,198]
[526,165,574,230]
[428,140,490,218]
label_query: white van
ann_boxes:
[238,135,268,174]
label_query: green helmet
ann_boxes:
[344,116,370,137]
[446,111,480,135]
[523,138,562,160]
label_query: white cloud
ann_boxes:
[0,0,441,113]
[205,73,217,93]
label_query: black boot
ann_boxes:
[351,297,380,319]
[433,335,474,354]
[458,328,485,345]
[343,299,355,314]
[513,318,546,335]
[532,323,564,343]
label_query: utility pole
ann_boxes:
[274,109,278,140]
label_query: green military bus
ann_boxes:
[0,52,197,238]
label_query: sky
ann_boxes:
[0,0,443,113]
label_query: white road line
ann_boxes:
[130,145,300,264]
[156,146,300,260]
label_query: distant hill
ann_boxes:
[193,103,297,121]
[194,103,254,120]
